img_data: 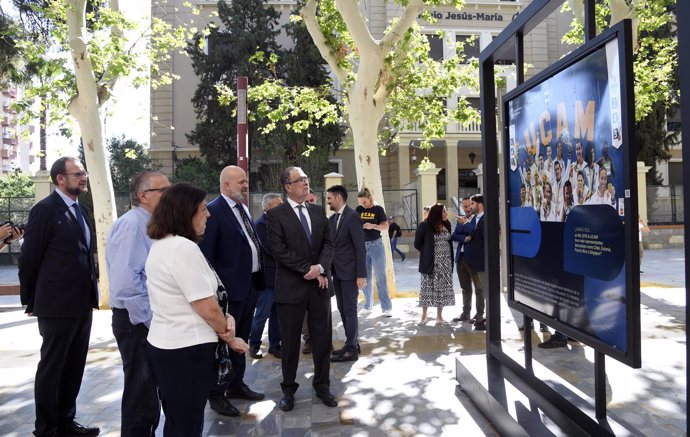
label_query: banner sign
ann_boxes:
[504,29,638,364]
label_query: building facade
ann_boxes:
[1,86,37,175]
[149,0,610,205]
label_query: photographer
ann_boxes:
[0,221,24,251]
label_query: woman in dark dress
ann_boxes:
[413,204,455,326]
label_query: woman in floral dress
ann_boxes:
[413,204,455,325]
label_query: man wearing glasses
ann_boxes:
[105,171,170,436]
[19,157,100,437]
[266,167,335,411]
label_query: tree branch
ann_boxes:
[301,0,348,84]
[334,0,377,52]
[380,0,425,54]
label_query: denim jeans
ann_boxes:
[112,308,160,437]
[390,237,405,259]
[363,238,392,311]
[248,287,281,348]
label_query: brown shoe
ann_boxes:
[301,340,312,354]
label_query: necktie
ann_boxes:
[236,204,262,264]
[297,205,312,244]
[71,203,88,243]
[334,213,341,233]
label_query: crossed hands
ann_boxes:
[304,265,329,289]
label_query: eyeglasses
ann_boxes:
[143,187,169,193]
[62,171,89,178]
[287,177,310,185]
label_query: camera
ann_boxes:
[1,220,25,244]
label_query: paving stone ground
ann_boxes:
[0,248,685,436]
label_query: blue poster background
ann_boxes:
[507,42,628,351]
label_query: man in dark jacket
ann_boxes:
[248,193,283,359]
[450,196,477,323]
[266,167,335,411]
[463,194,486,330]
[326,185,366,362]
[19,157,100,437]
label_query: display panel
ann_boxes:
[504,22,640,366]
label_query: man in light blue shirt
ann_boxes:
[106,170,170,437]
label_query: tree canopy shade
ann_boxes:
[7,0,195,303]
[563,0,679,182]
[107,136,157,193]
[218,0,480,206]
[186,0,282,171]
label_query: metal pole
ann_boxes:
[584,0,596,41]
[675,0,690,432]
[237,76,249,193]
[594,351,606,419]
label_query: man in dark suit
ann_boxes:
[19,157,100,437]
[463,194,486,331]
[326,185,366,362]
[199,165,264,417]
[450,196,478,323]
[266,166,335,411]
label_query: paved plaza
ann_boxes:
[0,248,686,436]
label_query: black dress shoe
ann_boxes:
[226,383,265,401]
[279,392,295,412]
[209,394,240,416]
[59,421,100,436]
[452,313,470,322]
[268,345,282,358]
[249,345,263,359]
[315,390,338,407]
[330,350,358,362]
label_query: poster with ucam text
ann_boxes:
[506,39,628,352]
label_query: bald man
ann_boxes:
[199,166,265,416]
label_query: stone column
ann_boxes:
[416,161,442,215]
[398,143,411,188]
[446,142,459,213]
[31,170,53,204]
[637,161,651,223]
[473,164,483,194]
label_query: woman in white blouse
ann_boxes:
[145,183,247,437]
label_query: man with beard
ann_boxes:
[19,157,100,437]
[199,165,265,416]
[326,185,366,362]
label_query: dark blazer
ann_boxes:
[450,216,476,262]
[19,190,98,317]
[255,212,276,289]
[200,196,265,301]
[464,215,485,272]
[266,201,334,304]
[414,220,453,275]
[329,206,366,281]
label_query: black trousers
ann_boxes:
[34,313,92,437]
[147,342,216,437]
[112,308,160,437]
[333,276,359,351]
[277,289,332,394]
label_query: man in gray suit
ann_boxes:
[326,185,366,362]
[266,167,335,412]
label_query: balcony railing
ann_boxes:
[401,118,482,135]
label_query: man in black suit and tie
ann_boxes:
[266,166,335,411]
[199,165,264,417]
[19,157,100,437]
[463,194,486,331]
[326,185,366,362]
